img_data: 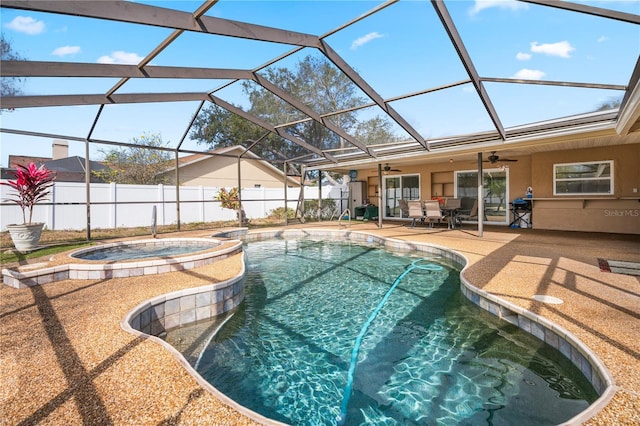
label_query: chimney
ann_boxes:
[52,140,69,159]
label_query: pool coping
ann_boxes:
[121,228,616,426]
[2,238,242,289]
[119,255,286,425]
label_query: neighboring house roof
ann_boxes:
[44,156,109,173]
[2,156,111,183]
[43,156,110,183]
[7,155,51,169]
[165,146,301,186]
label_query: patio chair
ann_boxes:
[423,200,443,228]
[444,198,461,210]
[456,198,478,226]
[407,200,424,227]
[398,199,409,218]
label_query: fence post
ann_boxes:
[157,184,164,226]
[283,162,288,226]
[318,171,322,221]
[199,185,205,223]
[110,182,117,229]
[261,187,267,218]
[48,183,56,230]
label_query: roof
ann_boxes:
[44,156,109,174]
[1,1,639,171]
[6,155,52,169]
[1,156,110,182]
[166,146,302,184]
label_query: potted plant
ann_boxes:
[216,187,247,225]
[1,162,55,252]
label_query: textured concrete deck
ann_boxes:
[1,222,638,425]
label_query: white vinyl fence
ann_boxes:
[1,181,346,231]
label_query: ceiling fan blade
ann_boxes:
[502,159,518,162]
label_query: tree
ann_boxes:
[595,98,621,111]
[1,34,25,111]
[190,55,399,164]
[93,132,172,184]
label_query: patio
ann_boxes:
[1,222,638,425]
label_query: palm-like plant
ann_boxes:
[2,162,55,225]
[216,187,247,224]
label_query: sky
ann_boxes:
[1,0,639,167]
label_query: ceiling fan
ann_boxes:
[484,151,518,164]
[383,163,401,173]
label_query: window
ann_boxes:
[554,161,613,195]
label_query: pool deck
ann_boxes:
[1,222,638,425]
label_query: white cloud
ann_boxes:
[513,69,546,80]
[530,40,574,58]
[597,35,608,43]
[97,51,143,64]
[469,0,528,16]
[351,32,384,50]
[52,46,81,57]
[5,16,45,35]
[516,52,531,61]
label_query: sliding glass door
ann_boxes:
[455,168,509,224]
[384,175,420,218]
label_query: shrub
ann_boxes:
[303,198,336,220]
[268,207,296,220]
[216,187,248,225]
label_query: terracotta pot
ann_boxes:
[6,223,45,252]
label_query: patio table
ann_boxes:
[441,206,459,229]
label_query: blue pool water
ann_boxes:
[168,238,597,425]
[71,240,217,261]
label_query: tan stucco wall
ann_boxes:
[167,156,298,188]
[532,198,639,234]
[356,143,639,234]
[530,144,639,198]
[359,157,531,202]
[530,144,640,234]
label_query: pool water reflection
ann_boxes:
[165,238,597,425]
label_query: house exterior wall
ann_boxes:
[358,143,639,234]
[168,156,298,188]
[530,144,639,198]
[529,144,639,234]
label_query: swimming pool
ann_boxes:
[165,238,597,425]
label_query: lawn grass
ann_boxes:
[0,218,294,267]
[1,242,95,265]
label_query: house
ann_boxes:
[160,145,301,189]
[342,138,639,235]
[2,140,111,183]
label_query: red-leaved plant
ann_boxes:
[1,162,55,225]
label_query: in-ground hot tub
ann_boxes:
[2,238,242,289]
[70,238,220,261]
